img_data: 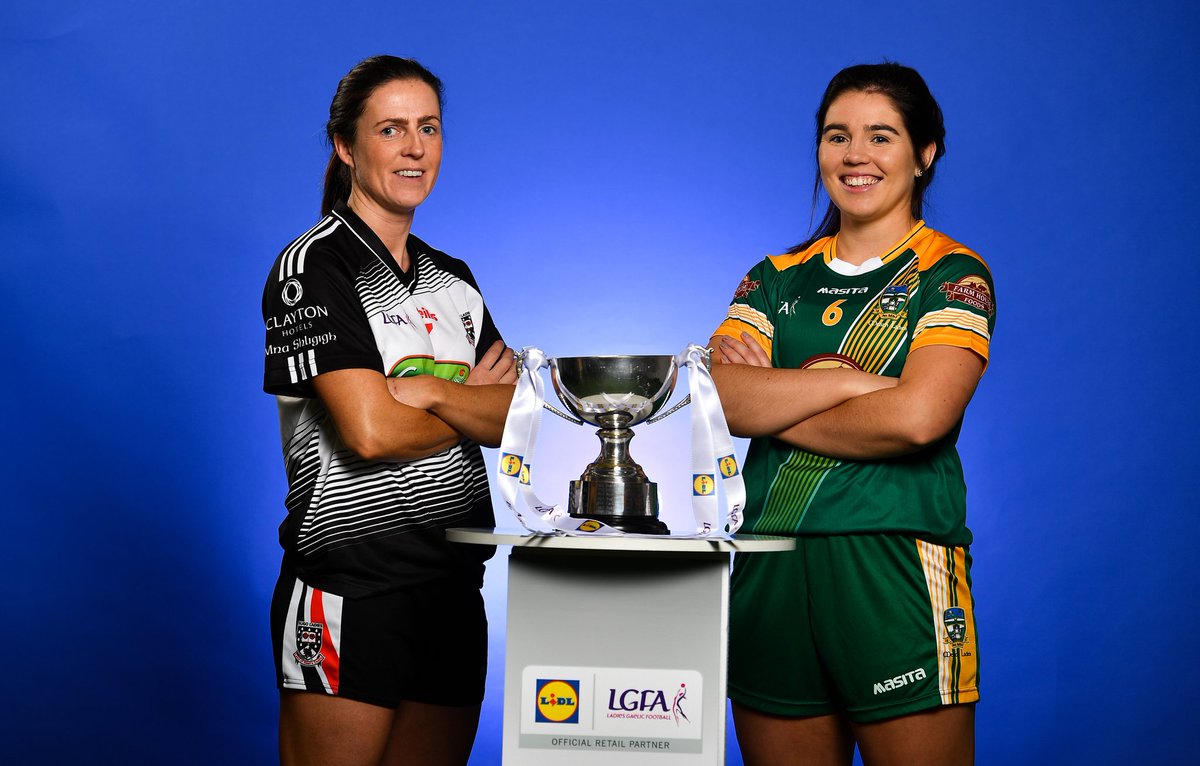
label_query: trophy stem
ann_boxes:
[567,411,669,534]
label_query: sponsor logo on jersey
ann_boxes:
[461,312,476,346]
[418,306,438,333]
[435,362,471,383]
[817,286,871,295]
[281,278,304,307]
[536,679,580,723]
[500,453,524,477]
[383,312,409,326]
[719,455,739,478]
[693,474,715,496]
[389,355,434,378]
[293,620,325,667]
[872,666,926,695]
[799,353,862,370]
[266,305,330,330]
[939,275,994,316]
[733,275,761,299]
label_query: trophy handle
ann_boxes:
[646,393,691,424]
[645,346,711,423]
[542,401,585,425]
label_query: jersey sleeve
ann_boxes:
[712,259,777,358]
[262,244,382,397]
[911,252,996,371]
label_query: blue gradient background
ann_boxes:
[3,1,1197,763]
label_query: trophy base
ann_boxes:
[568,478,670,535]
[569,512,671,535]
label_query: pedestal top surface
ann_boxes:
[447,527,796,553]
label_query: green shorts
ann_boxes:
[728,534,979,722]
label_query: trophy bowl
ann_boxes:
[549,355,678,534]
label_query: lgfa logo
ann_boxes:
[535,679,580,723]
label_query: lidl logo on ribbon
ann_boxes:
[719,455,739,478]
[577,520,602,533]
[519,461,531,485]
[693,474,715,496]
[500,453,523,477]
[535,679,580,723]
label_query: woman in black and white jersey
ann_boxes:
[262,55,515,766]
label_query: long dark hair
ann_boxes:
[320,55,444,216]
[790,62,946,253]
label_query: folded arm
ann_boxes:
[314,368,463,461]
[386,374,515,448]
[709,332,897,437]
[774,344,984,460]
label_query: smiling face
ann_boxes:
[818,89,935,233]
[334,78,442,220]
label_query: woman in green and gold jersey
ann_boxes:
[710,63,995,766]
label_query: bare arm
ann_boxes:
[387,375,515,448]
[775,344,984,460]
[708,333,897,438]
[313,368,462,461]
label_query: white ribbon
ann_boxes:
[496,345,744,537]
[677,344,745,536]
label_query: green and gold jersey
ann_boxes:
[712,222,995,545]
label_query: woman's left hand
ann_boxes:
[719,333,772,367]
[467,340,518,385]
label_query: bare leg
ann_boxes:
[381,701,482,766]
[732,702,855,766]
[279,691,394,766]
[852,704,975,766]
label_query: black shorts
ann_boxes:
[271,561,488,708]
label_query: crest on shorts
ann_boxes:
[294,620,325,667]
[942,607,967,645]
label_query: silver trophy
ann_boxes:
[547,355,681,534]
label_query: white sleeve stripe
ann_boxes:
[287,355,299,384]
[295,220,340,277]
[278,217,338,281]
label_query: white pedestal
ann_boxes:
[448,528,793,765]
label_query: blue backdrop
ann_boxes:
[3,1,1197,763]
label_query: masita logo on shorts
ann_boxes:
[535,679,580,723]
[872,667,927,695]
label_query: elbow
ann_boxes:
[897,411,956,450]
[342,429,391,462]
[338,419,399,462]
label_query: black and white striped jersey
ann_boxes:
[262,203,500,597]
